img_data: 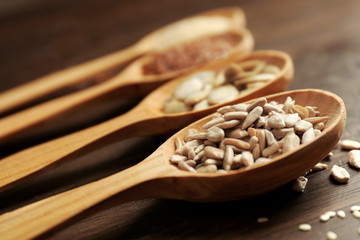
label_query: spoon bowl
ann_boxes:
[145,49,293,128]
[0,89,346,240]
[153,89,346,202]
[134,7,246,53]
[0,7,247,115]
[0,28,253,144]
[0,50,292,191]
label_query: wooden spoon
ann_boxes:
[0,7,246,115]
[0,89,346,240]
[0,50,293,190]
[0,27,253,144]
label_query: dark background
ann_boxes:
[0,0,360,239]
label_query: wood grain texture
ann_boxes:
[0,0,360,239]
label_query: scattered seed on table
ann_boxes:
[336,210,346,219]
[326,231,337,240]
[352,210,360,219]
[292,176,308,192]
[340,139,360,150]
[320,214,331,222]
[330,165,350,183]
[348,150,360,169]
[298,223,311,232]
[257,217,268,223]
[326,211,336,218]
[351,205,360,212]
[311,162,328,172]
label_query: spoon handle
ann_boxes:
[0,105,162,191]
[0,45,141,116]
[0,155,164,240]
[0,66,149,144]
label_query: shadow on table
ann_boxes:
[0,135,164,212]
[36,176,304,240]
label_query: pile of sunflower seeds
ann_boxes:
[170,96,328,173]
[163,60,281,113]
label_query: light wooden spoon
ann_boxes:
[0,27,253,144]
[0,7,246,115]
[0,50,293,191]
[0,89,346,240]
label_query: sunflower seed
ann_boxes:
[353,211,360,219]
[206,126,225,142]
[282,96,295,113]
[246,97,267,112]
[204,146,225,159]
[207,84,239,105]
[257,217,268,223]
[170,155,188,164]
[292,176,308,192]
[262,141,283,157]
[311,162,328,172]
[185,160,196,167]
[265,129,277,146]
[314,122,325,130]
[303,116,329,124]
[302,128,315,144]
[223,138,250,150]
[292,104,309,119]
[326,211,336,218]
[341,140,360,150]
[193,150,205,162]
[202,117,225,129]
[284,113,301,127]
[336,210,346,219]
[320,213,331,222]
[326,231,337,240]
[350,205,360,212]
[226,128,249,139]
[348,150,360,168]
[263,103,284,114]
[305,106,317,117]
[223,111,248,121]
[216,119,241,129]
[295,120,313,132]
[256,129,266,152]
[331,165,350,183]
[241,106,263,129]
[196,164,217,173]
[272,128,294,139]
[217,105,235,114]
[178,161,196,173]
[267,115,286,129]
[298,224,311,232]
[223,146,234,171]
[242,151,254,167]
[204,159,222,166]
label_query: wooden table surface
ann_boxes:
[1,0,360,239]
